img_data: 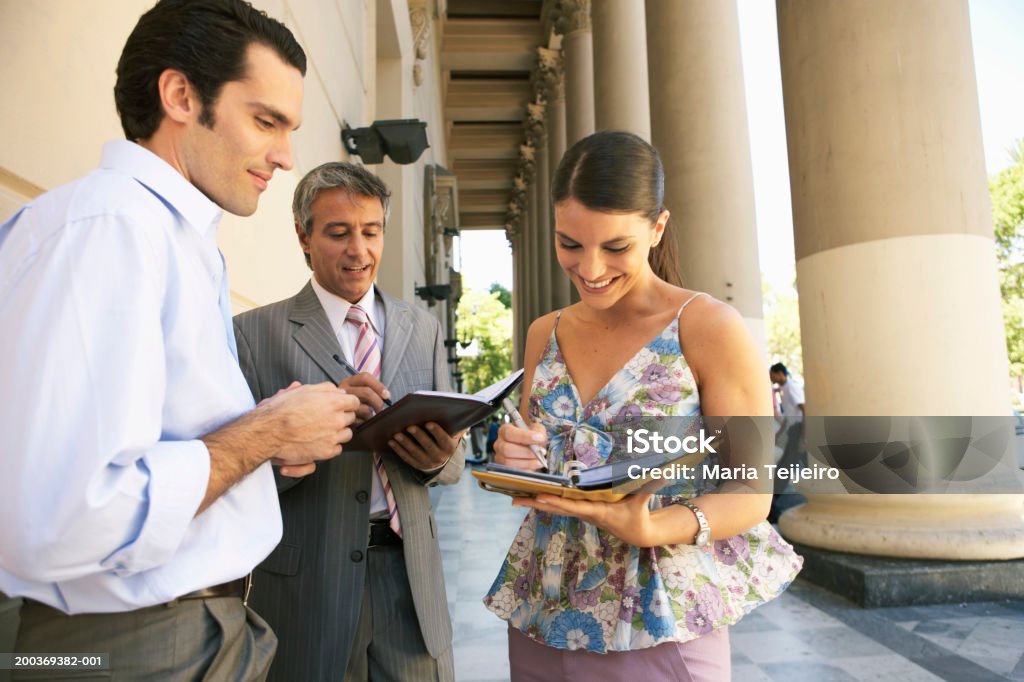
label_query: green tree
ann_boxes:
[762,276,803,378]
[990,139,1024,380]
[456,289,513,393]
[488,282,512,309]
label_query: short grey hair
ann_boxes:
[292,161,392,236]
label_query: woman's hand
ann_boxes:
[512,491,660,547]
[494,420,548,471]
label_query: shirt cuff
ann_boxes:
[421,455,453,476]
[100,439,211,577]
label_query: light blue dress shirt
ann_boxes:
[0,141,281,613]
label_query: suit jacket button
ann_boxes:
[350,550,364,562]
[355,490,368,503]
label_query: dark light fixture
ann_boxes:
[341,119,429,165]
[415,284,452,303]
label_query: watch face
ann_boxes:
[696,529,711,547]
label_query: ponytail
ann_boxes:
[648,216,683,287]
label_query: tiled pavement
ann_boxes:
[435,464,1024,682]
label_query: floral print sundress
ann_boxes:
[484,295,803,653]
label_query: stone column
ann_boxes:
[547,85,572,311]
[526,173,542,323]
[775,0,1024,559]
[645,0,765,349]
[592,0,651,139]
[535,138,553,316]
[554,0,595,145]
[509,229,526,367]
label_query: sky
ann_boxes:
[458,0,1024,294]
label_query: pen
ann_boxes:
[333,353,393,407]
[501,397,548,470]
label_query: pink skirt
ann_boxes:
[508,624,731,682]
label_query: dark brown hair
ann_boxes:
[551,130,683,287]
[115,0,307,141]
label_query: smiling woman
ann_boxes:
[485,131,802,682]
[552,132,684,293]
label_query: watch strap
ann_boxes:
[682,500,709,545]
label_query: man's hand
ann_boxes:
[337,372,391,423]
[387,422,464,471]
[257,382,360,465]
[198,382,360,512]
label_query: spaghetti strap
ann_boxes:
[676,292,707,319]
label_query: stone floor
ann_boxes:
[435,464,1024,682]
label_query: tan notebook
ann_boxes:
[473,450,706,501]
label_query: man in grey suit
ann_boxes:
[234,162,464,681]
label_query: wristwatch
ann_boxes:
[682,500,711,547]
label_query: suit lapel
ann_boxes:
[380,292,414,389]
[289,281,346,384]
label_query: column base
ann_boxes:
[790,542,1024,607]
[778,494,1024,560]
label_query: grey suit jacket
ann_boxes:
[233,282,463,682]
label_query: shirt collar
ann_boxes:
[310,277,380,336]
[100,140,222,237]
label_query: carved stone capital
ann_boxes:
[552,0,590,36]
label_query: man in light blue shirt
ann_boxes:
[0,1,359,679]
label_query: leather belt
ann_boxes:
[176,574,252,604]
[368,519,402,548]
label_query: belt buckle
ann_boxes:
[367,522,381,549]
[368,520,392,548]
[243,572,253,606]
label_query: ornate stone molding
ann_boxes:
[524,99,547,144]
[410,3,431,87]
[504,45,563,230]
[534,46,563,105]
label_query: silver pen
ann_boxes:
[501,398,549,470]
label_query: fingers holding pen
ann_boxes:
[494,420,548,471]
[338,371,391,421]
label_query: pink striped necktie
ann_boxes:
[345,304,401,537]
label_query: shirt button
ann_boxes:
[355,490,368,503]
[350,550,364,563]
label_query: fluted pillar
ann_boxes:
[547,88,572,310]
[510,231,527,367]
[555,0,594,145]
[528,175,543,324]
[646,0,764,348]
[535,139,553,315]
[592,0,650,139]
[775,0,1024,559]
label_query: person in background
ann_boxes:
[769,362,806,522]
[0,2,360,679]
[486,131,802,681]
[468,421,489,464]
